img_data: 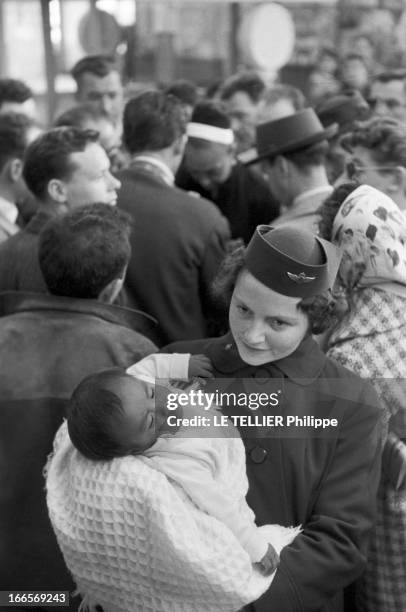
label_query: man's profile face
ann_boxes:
[77,71,123,124]
[184,141,234,194]
[369,79,406,121]
[223,91,260,153]
[64,142,121,208]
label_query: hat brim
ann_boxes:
[240,122,338,166]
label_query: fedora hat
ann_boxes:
[240,108,338,165]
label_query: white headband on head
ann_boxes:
[187,122,234,145]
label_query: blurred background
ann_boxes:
[5,0,406,124]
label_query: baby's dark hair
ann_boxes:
[67,368,130,461]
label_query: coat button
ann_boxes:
[250,446,268,464]
[253,368,270,379]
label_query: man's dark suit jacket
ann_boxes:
[117,160,231,345]
[0,207,54,293]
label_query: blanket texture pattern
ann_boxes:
[46,423,298,612]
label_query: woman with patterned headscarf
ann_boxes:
[320,183,406,612]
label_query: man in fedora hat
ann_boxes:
[244,108,337,233]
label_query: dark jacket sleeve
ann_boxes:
[246,168,280,224]
[255,381,382,612]
[199,207,230,297]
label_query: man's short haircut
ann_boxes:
[67,368,130,461]
[165,80,198,107]
[23,126,99,200]
[341,116,406,167]
[38,203,132,299]
[192,100,231,126]
[0,78,33,108]
[262,84,306,112]
[54,104,113,129]
[0,112,34,172]
[372,69,406,85]
[220,71,265,104]
[123,90,186,154]
[71,54,119,84]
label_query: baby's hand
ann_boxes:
[188,355,213,378]
[257,543,280,576]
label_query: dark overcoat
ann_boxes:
[165,333,382,612]
[117,161,230,345]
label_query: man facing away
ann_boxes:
[0,126,121,293]
[117,90,230,345]
[0,204,156,607]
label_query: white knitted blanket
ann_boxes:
[46,423,299,612]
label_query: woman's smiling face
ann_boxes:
[229,269,310,365]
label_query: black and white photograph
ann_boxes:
[0,1,405,611]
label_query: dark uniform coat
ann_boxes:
[165,333,382,612]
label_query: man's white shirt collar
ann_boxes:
[133,155,175,186]
[292,185,333,208]
[0,196,18,224]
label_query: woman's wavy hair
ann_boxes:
[317,181,359,241]
[212,246,347,335]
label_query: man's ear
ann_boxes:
[47,178,68,203]
[173,134,187,158]
[275,155,289,177]
[98,277,124,304]
[99,265,127,304]
[8,158,23,183]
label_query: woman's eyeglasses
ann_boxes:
[346,161,399,180]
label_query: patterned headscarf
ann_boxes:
[332,184,406,294]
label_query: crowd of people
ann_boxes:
[0,49,405,612]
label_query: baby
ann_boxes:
[67,353,300,576]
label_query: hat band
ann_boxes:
[187,122,234,145]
